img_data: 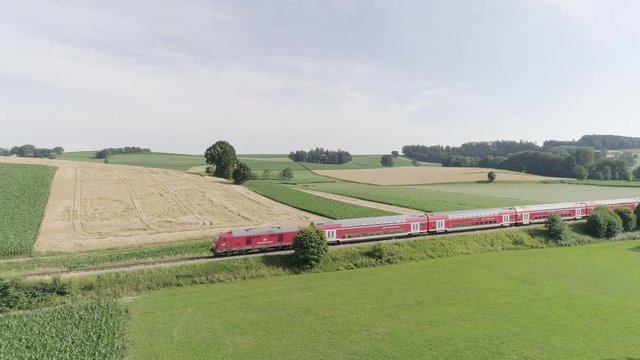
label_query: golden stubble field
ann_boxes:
[314,166,565,185]
[1,157,321,252]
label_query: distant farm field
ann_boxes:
[422,182,640,203]
[315,167,565,185]
[60,151,206,171]
[0,163,56,257]
[127,240,640,359]
[245,181,395,219]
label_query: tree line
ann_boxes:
[95,146,151,159]
[403,137,640,180]
[0,145,65,159]
[543,134,640,150]
[288,148,352,164]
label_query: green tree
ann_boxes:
[586,207,610,238]
[605,211,623,238]
[635,205,640,230]
[614,208,637,232]
[205,165,214,174]
[261,170,271,180]
[487,171,497,182]
[391,151,399,158]
[204,141,237,179]
[292,227,328,269]
[633,166,640,181]
[279,167,294,181]
[232,162,253,185]
[52,147,65,155]
[411,159,419,166]
[380,155,394,167]
[545,213,567,242]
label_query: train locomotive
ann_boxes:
[211,198,640,256]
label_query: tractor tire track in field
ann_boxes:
[71,167,90,236]
[148,172,212,226]
[195,177,261,223]
[114,170,154,231]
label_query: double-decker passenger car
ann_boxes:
[313,214,428,243]
[513,202,586,224]
[426,207,516,233]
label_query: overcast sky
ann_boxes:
[1,1,639,154]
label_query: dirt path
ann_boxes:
[297,188,419,214]
[1,157,323,253]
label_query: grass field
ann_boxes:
[0,163,56,257]
[422,182,640,203]
[127,239,640,359]
[296,181,537,211]
[59,151,206,171]
[0,301,126,359]
[245,181,396,218]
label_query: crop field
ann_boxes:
[60,151,206,171]
[422,182,640,203]
[0,163,56,257]
[296,181,536,212]
[245,181,396,219]
[127,240,640,359]
[0,301,126,359]
[315,166,565,185]
[0,157,321,253]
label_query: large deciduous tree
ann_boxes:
[380,155,394,167]
[232,162,253,184]
[204,141,237,179]
[292,226,328,269]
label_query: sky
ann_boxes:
[1,0,639,155]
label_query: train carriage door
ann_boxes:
[522,213,530,224]
[503,215,510,226]
[325,230,336,243]
[410,222,420,234]
[436,220,445,232]
[576,208,582,219]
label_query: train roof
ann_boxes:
[427,207,515,219]
[314,214,426,228]
[231,225,300,237]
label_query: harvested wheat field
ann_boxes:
[0,157,321,253]
[314,167,565,186]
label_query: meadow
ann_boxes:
[127,239,640,359]
[295,181,537,212]
[245,180,396,219]
[0,163,56,257]
[60,151,206,171]
[0,301,126,360]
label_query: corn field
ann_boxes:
[0,301,126,360]
[0,164,56,257]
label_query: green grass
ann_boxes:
[0,239,211,278]
[127,239,640,359]
[0,301,126,359]
[245,181,396,218]
[296,181,536,211]
[421,182,640,203]
[60,151,206,171]
[0,164,56,257]
[560,179,640,188]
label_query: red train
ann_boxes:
[211,198,640,255]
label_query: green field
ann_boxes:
[127,240,640,359]
[59,151,206,171]
[0,301,125,359]
[422,182,640,203]
[295,181,537,211]
[0,163,56,257]
[245,181,395,218]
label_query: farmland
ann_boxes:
[127,240,640,359]
[0,157,321,253]
[0,163,56,257]
[60,151,206,171]
[295,181,537,212]
[0,301,126,360]
[245,181,396,219]
[314,166,565,185]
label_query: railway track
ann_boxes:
[23,226,524,280]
